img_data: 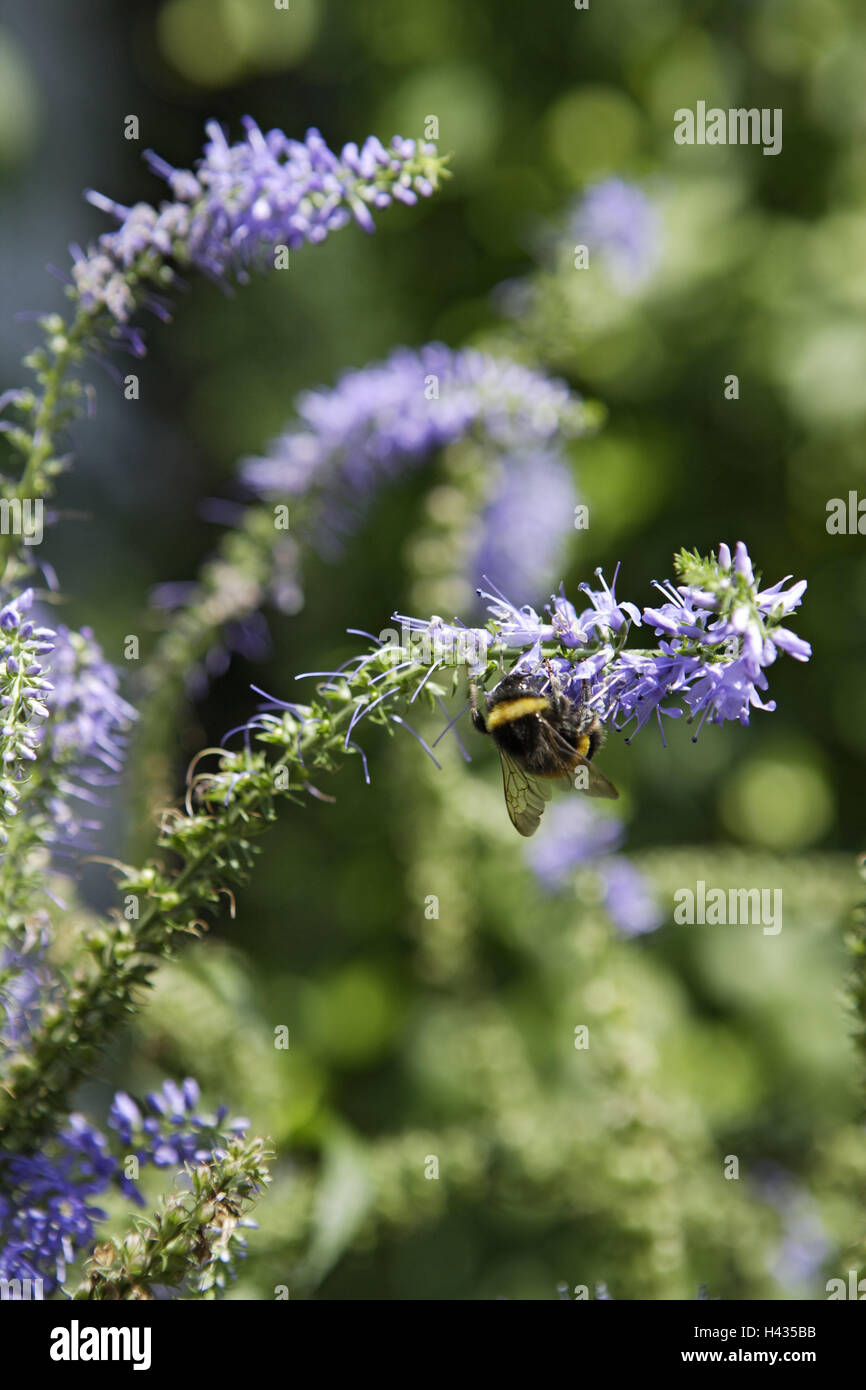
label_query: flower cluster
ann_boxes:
[753,1162,830,1293]
[148,124,441,270]
[570,177,661,289]
[471,446,579,599]
[0,599,135,847]
[109,1078,249,1179]
[0,930,59,1049]
[0,589,56,836]
[418,543,810,745]
[601,542,811,740]
[0,1115,116,1291]
[596,857,663,937]
[243,342,589,559]
[524,799,662,936]
[0,612,135,933]
[245,342,585,503]
[0,618,135,948]
[36,624,136,853]
[0,1077,248,1292]
[73,120,445,342]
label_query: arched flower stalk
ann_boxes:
[0,119,447,588]
[0,541,809,1157]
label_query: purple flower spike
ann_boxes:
[72,120,445,340]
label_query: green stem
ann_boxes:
[0,307,95,585]
[0,653,440,1149]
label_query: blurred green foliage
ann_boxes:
[2,0,866,1299]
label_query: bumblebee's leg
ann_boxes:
[543,659,569,717]
[469,680,487,733]
[577,679,598,737]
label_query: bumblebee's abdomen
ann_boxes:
[490,716,545,759]
[532,733,591,778]
[491,712,590,778]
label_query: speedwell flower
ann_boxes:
[0,1076,249,1288]
[243,343,588,556]
[401,543,810,746]
[570,177,661,289]
[72,120,447,340]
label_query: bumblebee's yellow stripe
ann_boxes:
[486,696,549,730]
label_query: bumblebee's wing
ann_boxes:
[542,719,620,801]
[498,749,553,837]
[570,754,619,800]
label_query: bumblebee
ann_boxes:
[470,665,618,837]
